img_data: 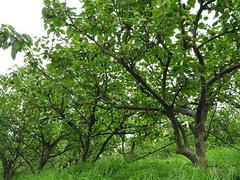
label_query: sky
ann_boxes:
[0,0,80,75]
[0,0,44,74]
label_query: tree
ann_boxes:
[36,43,136,163]
[0,76,30,180]
[40,0,240,168]
[0,0,240,170]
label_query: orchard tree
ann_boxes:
[40,0,240,168]
[34,41,140,163]
[0,76,30,180]
[1,0,240,169]
[7,67,72,171]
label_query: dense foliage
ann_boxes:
[0,0,240,179]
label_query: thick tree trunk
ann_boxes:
[38,146,51,171]
[176,126,208,168]
[168,108,208,169]
[176,144,207,169]
[38,158,48,171]
[195,125,208,168]
[3,170,13,180]
[81,137,90,162]
[2,160,14,180]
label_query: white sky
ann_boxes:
[0,0,44,74]
[0,0,79,75]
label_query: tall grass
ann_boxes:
[13,147,240,180]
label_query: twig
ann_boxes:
[206,131,240,151]
[129,133,193,162]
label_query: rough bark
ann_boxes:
[195,134,208,168]
[2,160,15,180]
[38,156,49,171]
[38,144,51,171]
[81,137,90,162]
[194,121,208,168]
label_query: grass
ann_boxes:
[12,147,240,180]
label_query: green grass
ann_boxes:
[13,147,240,180]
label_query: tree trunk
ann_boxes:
[92,133,115,162]
[130,141,136,159]
[176,124,208,169]
[81,137,90,162]
[38,146,51,171]
[170,109,208,169]
[38,158,48,171]
[3,170,13,180]
[2,160,14,180]
[195,125,208,168]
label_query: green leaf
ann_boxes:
[198,22,205,29]
[11,41,21,60]
[22,33,33,46]
[187,0,196,7]
[203,16,208,20]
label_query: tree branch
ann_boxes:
[174,107,195,117]
[198,28,240,49]
[207,61,240,88]
[100,103,163,112]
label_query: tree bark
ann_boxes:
[195,123,208,168]
[176,122,208,168]
[2,160,15,180]
[38,145,51,171]
[167,107,208,168]
[81,137,90,162]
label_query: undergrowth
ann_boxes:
[12,147,240,180]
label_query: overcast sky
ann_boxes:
[0,0,44,74]
[0,0,80,74]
